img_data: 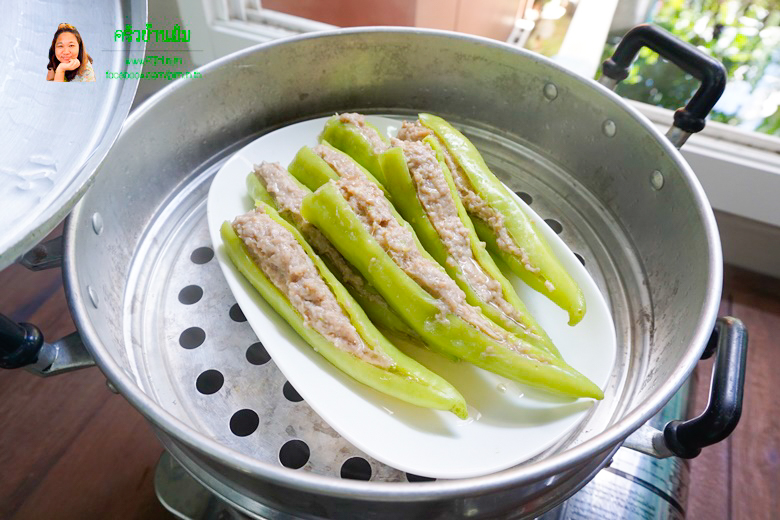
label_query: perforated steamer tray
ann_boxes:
[124,115,628,483]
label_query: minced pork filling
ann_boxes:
[334,171,528,352]
[232,207,392,368]
[399,121,553,292]
[253,162,305,216]
[391,138,531,331]
[337,113,389,155]
[397,120,432,142]
[253,162,381,305]
[312,144,367,181]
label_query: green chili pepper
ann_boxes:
[286,145,339,192]
[221,208,468,418]
[301,183,603,400]
[286,142,557,358]
[288,144,389,198]
[246,169,276,207]
[245,168,420,343]
[320,115,389,185]
[379,140,561,358]
[419,113,587,326]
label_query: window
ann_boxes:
[604,0,780,137]
[209,0,335,40]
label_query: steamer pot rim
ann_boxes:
[63,26,723,500]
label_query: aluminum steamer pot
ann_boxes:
[4,25,748,519]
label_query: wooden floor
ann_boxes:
[1,256,778,519]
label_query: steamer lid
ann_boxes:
[0,0,147,269]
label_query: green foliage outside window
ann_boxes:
[601,0,780,136]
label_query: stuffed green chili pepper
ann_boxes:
[247,162,419,343]
[378,136,561,357]
[221,203,468,418]
[300,173,603,399]
[289,136,561,357]
[319,113,390,185]
[403,114,587,326]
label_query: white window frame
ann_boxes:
[175,0,334,66]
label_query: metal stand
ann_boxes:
[155,451,249,520]
[155,380,696,520]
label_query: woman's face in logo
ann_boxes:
[55,32,79,63]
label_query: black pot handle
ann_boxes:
[1,313,94,376]
[600,24,727,147]
[663,316,748,458]
[2,237,94,376]
[0,314,44,369]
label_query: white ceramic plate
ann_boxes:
[207,116,616,479]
